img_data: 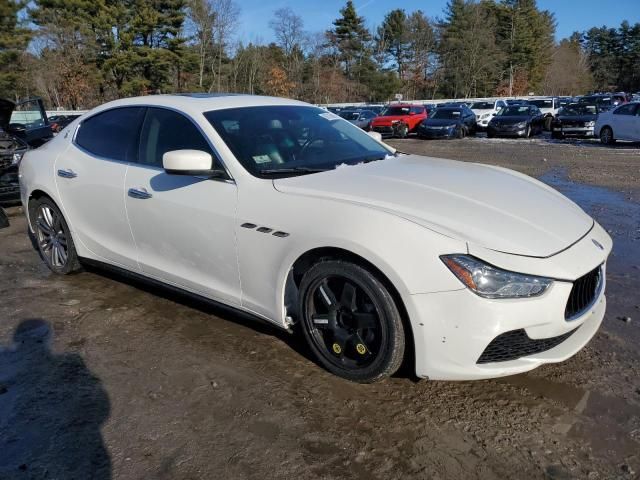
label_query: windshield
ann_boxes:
[559,104,598,116]
[204,106,392,178]
[580,96,612,106]
[382,106,411,116]
[528,99,553,108]
[431,109,462,120]
[471,102,493,109]
[498,106,531,116]
[339,111,360,120]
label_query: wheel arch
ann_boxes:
[26,188,60,231]
[284,246,415,370]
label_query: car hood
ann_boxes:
[471,109,494,116]
[490,116,531,125]
[421,118,460,127]
[0,98,15,130]
[273,155,593,258]
[371,116,409,125]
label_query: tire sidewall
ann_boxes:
[298,260,405,383]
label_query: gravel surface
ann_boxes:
[1,135,639,479]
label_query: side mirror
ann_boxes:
[163,150,226,178]
[367,131,383,142]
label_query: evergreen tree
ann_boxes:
[376,9,409,75]
[326,0,371,78]
[0,0,31,99]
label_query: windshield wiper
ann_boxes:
[258,167,331,175]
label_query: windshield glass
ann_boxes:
[431,109,462,120]
[382,106,411,116]
[498,106,531,116]
[339,111,360,120]
[204,106,392,178]
[580,96,612,106]
[471,102,493,109]
[559,104,598,116]
[528,99,553,108]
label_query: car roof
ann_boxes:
[87,93,310,117]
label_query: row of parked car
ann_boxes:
[328,92,640,144]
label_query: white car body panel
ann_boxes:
[594,103,640,141]
[19,94,612,380]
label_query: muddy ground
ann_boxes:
[1,134,639,480]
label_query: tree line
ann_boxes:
[0,0,638,109]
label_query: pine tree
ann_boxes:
[326,0,371,79]
[376,9,409,75]
[0,0,32,99]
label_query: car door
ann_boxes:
[8,98,53,147]
[124,106,241,305]
[633,104,640,140]
[611,103,637,140]
[56,106,145,270]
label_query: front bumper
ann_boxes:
[417,128,456,139]
[552,126,594,137]
[406,223,611,380]
[487,125,528,137]
[0,164,20,203]
[371,125,396,138]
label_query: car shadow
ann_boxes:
[81,263,420,382]
[0,319,111,478]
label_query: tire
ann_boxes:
[487,131,495,138]
[395,123,409,139]
[298,260,405,383]
[456,126,465,139]
[31,197,81,274]
[600,126,615,145]
[544,116,553,131]
[551,131,564,140]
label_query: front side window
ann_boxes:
[431,109,462,120]
[137,108,214,168]
[75,107,145,162]
[204,106,392,178]
[613,104,636,116]
[382,106,411,116]
[410,106,424,114]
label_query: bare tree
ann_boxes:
[269,7,304,58]
[187,0,216,89]
[209,0,240,92]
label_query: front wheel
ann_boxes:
[395,123,409,139]
[600,126,615,145]
[298,260,405,383]
[32,197,81,274]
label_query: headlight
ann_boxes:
[391,120,400,124]
[515,121,528,129]
[12,151,25,166]
[441,255,553,298]
[585,121,595,127]
[481,113,491,119]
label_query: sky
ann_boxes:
[237,0,640,44]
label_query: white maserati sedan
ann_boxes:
[19,94,611,383]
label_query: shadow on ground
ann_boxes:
[0,319,111,479]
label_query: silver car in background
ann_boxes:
[339,109,378,130]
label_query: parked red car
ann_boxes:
[369,104,427,138]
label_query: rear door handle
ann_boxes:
[57,168,77,179]
[128,187,152,200]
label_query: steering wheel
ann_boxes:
[298,137,324,159]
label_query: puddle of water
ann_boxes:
[539,169,640,275]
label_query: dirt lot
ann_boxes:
[1,135,639,480]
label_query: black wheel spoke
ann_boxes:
[348,332,373,358]
[312,314,331,329]
[340,282,357,310]
[352,312,378,329]
[317,280,337,307]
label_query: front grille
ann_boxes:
[372,125,394,135]
[565,266,602,320]
[477,327,578,364]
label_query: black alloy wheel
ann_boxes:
[299,261,405,383]
[395,123,409,139]
[600,126,615,145]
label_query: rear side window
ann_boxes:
[75,107,145,162]
[410,106,424,114]
[137,107,214,168]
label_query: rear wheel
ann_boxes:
[298,260,405,383]
[456,126,465,139]
[32,197,81,274]
[600,126,615,145]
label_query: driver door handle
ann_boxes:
[128,187,152,200]
[57,168,77,179]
